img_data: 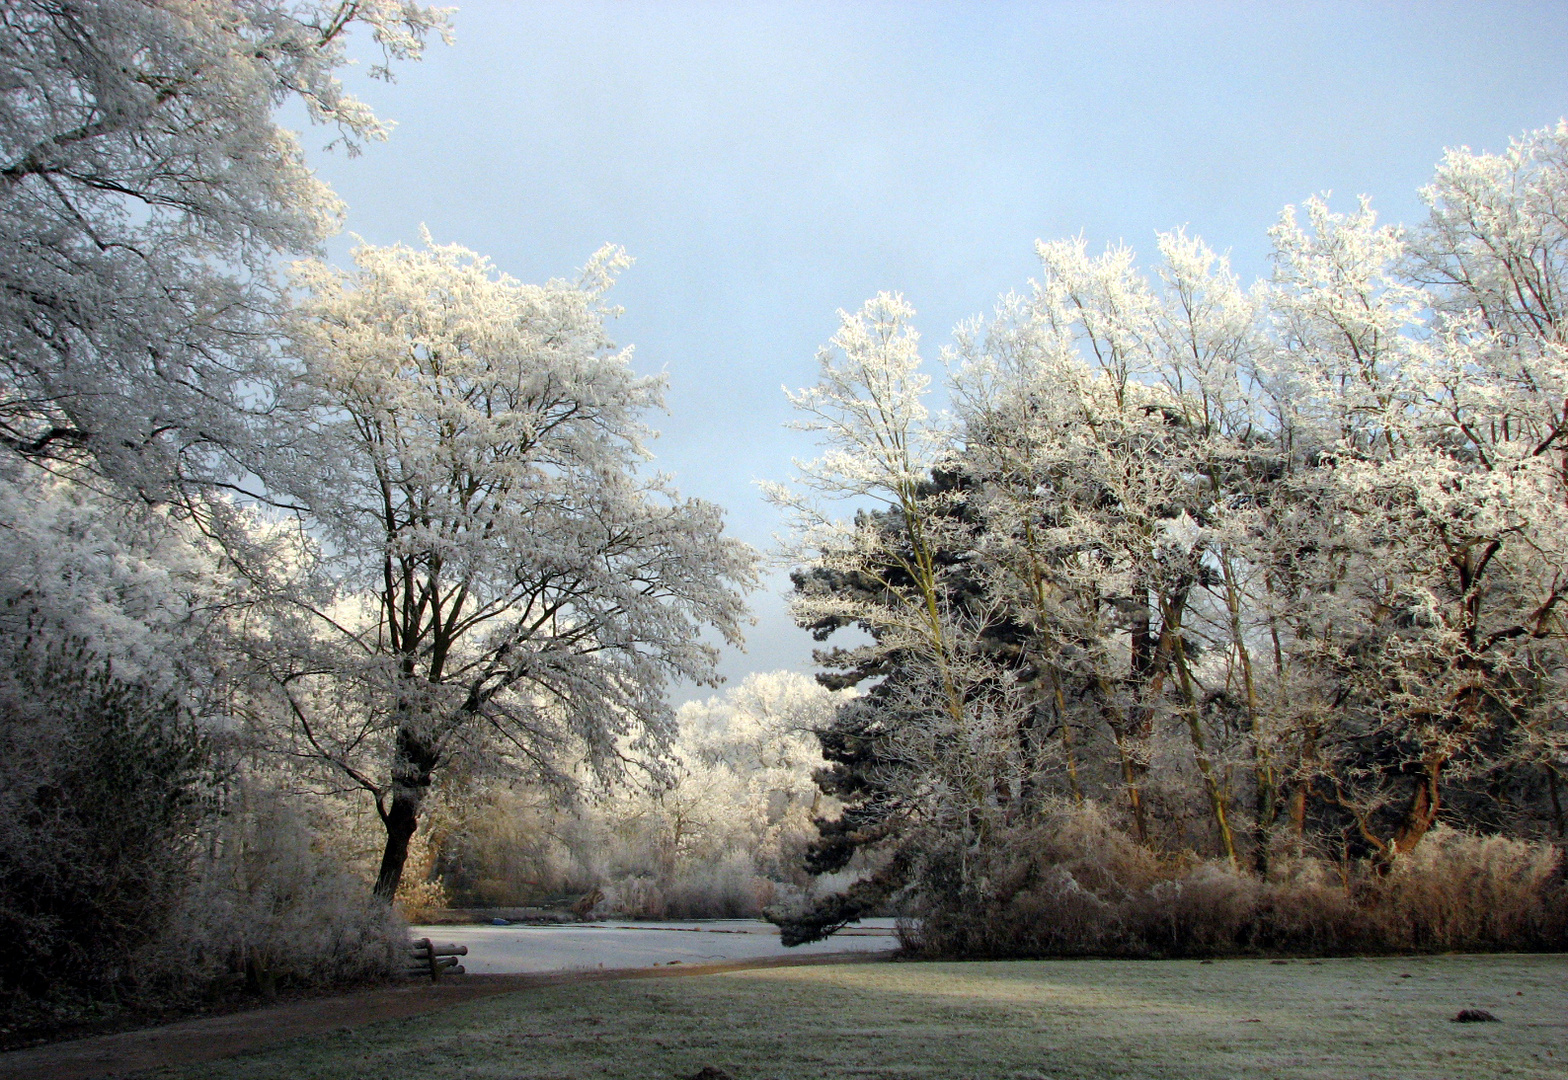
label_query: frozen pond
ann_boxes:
[406,918,899,974]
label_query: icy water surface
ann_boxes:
[406,917,898,973]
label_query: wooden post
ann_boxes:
[415,937,432,982]
[407,939,466,981]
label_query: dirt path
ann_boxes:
[0,952,885,1080]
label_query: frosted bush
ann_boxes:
[1372,827,1566,950]
[904,805,1565,958]
[0,636,209,1002]
[393,830,451,923]
[171,790,404,991]
[661,855,779,919]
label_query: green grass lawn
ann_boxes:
[161,955,1566,1080]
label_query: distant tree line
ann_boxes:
[410,671,850,922]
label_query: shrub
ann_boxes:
[1369,828,1568,951]
[0,640,210,1001]
[660,856,780,919]
[899,804,1567,958]
[393,829,451,923]
[0,632,407,1045]
[599,856,789,920]
[170,789,404,994]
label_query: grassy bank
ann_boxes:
[166,955,1566,1079]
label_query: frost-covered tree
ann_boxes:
[0,471,243,691]
[765,293,962,696]
[0,3,455,1011]
[1260,141,1568,856]
[949,231,1270,864]
[0,0,448,496]
[779,125,1568,951]
[414,671,845,917]
[678,671,842,824]
[272,238,756,898]
[764,295,1016,937]
[1402,125,1568,837]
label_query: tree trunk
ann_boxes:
[1109,582,1162,847]
[372,726,438,901]
[1390,757,1443,856]
[1094,670,1149,843]
[1114,734,1150,844]
[1547,763,1565,839]
[1252,767,1278,872]
[1052,673,1084,806]
[1170,623,1238,867]
[373,787,423,900]
[1220,554,1274,871]
[1288,782,1307,836]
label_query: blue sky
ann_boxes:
[308,0,1568,697]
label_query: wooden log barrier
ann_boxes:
[406,937,468,982]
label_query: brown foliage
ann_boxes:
[900,807,1568,958]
